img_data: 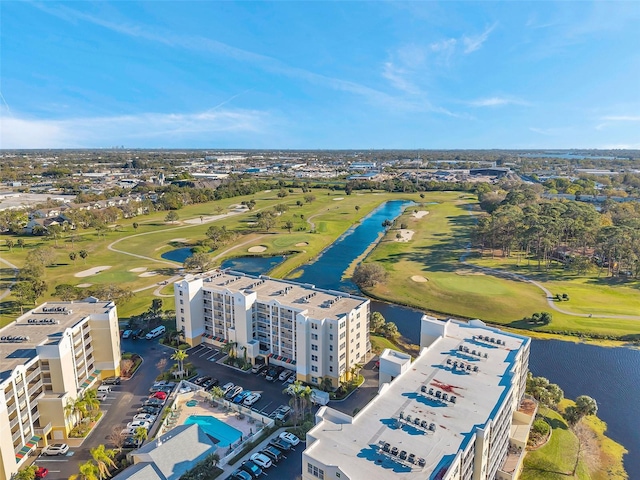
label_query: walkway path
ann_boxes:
[0,257,20,301]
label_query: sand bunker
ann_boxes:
[75,266,112,278]
[394,229,415,242]
[77,283,93,288]
[413,211,429,219]
[248,246,267,253]
[411,275,429,283]
[333,197,344,201]
[129,267,147,273]
[169,238,189,243]
[295,242,309,247]
[139,271,158,277]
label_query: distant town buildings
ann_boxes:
[302,316,534,480]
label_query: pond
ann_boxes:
[221,256,286,276]
[161,247,194,263]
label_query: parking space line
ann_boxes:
[199,348,213,358]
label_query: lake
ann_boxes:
[221,200,639,476]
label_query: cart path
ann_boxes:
[0,257,20,301]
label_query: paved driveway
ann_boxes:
[35,337,174,480]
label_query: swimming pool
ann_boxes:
[184,415,242,447]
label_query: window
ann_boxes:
[311,377,318,384]
[340,353,346,361]
[181,317,185,322]
[311,355,318,361]
[329,355,333,361]
[311,323,318,330]
[329,334,333,341]
[356,322,360,329]
[329,345,333,351]
[340,342,346,350]
[329,366,333,372]
[336,473,341,478]
[356,343,360,349]
[312,366,318,372]
[180,308,184,313]
[311,344,318,351]
[180,299,184,305]
[356,332,361,339]
[308,463,324,479]
[340,332,346,340]
[311,333,318,340]
[179,291,183,296]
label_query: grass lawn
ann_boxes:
[522,401,627,480]
[521,406,590,480]
[363,194,640,339]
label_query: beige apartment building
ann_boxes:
[303,316,535,480]
[174,271,370,388]
[0,299,121,480]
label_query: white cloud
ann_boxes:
[0,108,270,148]
[469,96,529,107]
[601,115,640,122]
[462,23,498,54]
[382,62,420,95]
[529,127,557,136]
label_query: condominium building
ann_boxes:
[303,316,535,480]
[0,299,121,480]
[174,271,370,388]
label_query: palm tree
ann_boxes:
[222,341,237,360]
[90,444,117,480]
[69,252,77,264]
[134,426,148,446]
[171,349,188,378]
[83,390,101,417]
[284,381,312,427]
[79,249,88,264]
[206,452,220,468]
[14,466,36,480]
[69,460,100,480]
[210,386,225,405]
[5,239,14,251]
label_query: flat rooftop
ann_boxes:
[306,322,527,479]
[189,270,368,320]
[0,300,114,382]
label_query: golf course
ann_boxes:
[2,188,640,342]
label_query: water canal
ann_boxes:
[221,200,639,475]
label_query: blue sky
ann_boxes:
[1,1,639,149]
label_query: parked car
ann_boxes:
[151,391,167,400]
[240,460,263,479]
[265,368,278,381]
[97,392,109,401]
[127,420,151,430]
[249,452,272,469]
[41,444,69,456]
[225,386,243,400]
[261,445,284,463]
[273,405,292,421]
[193,376,208,385]
[121,427,138,436]
[203,377,219,389]
[138,405,162,415]
[278,369,293,382]
[122,436,140,449]
[102,376,121,385]
[284,375,295,385]
[229,469,252,480]
[222,382,235,394]
[131,329,144,339]
[251,363,267,374]
[268,437,292,451]
[143,398,164,407]
[279,431,300,446]
[243,393,261,406]
[122,330,132,339]
[35,467,49,479]
[179,385,192,394]
[233,390,252,404]
[133,413,156,422]
[275,365,286,375]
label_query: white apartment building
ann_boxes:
[174,271,370,387]
[0,299,121,480]
[302,316,535,480]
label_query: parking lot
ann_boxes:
[185,344,300,419]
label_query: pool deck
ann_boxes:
[163,398,259,445]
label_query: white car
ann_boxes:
[250,452,273,469]
[278,369,293,382]
[42,443,69,456]
[243,393,261,406]
[127,420,151,430]
[121,427,137,436]
[133,413,156,423]
[221,382,235,394]
[279,432,300,446]
[122,330,132,339]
